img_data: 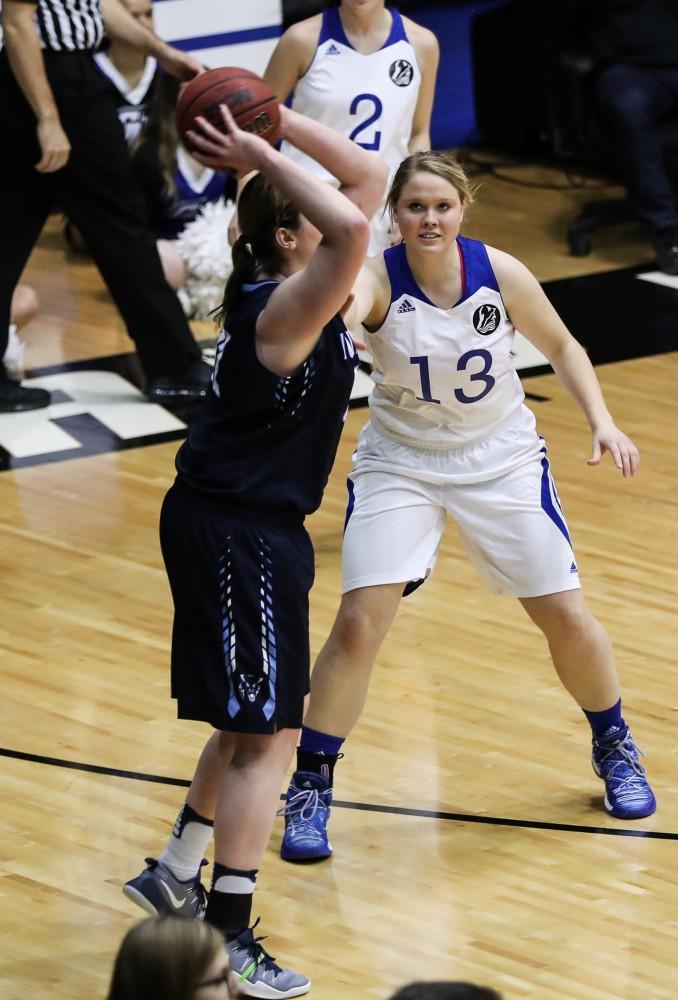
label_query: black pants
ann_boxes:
[595,62,678,233]
[0,50,201,382]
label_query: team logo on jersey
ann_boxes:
[238,674,264,704]
[389,59,414,87]
[396,298,416,314]
[472,304,501,335]
[325,43,341,55]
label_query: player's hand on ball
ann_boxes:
[186,104,267,174]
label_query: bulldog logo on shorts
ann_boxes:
[390,59,414,86]
[472,304,501,335]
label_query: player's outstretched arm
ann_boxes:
[489,246,640,478]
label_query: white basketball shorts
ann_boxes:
[342,418,582,599]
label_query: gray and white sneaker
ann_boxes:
[229,919,310,998]
[123,857,207,919]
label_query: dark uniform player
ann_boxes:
[122,103,387,998]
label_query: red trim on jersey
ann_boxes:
[456,239,467,299]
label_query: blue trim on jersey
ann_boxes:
[384,243,435,306]
[242,280,279,293]
[456,236,500,303]
[383,238,501,308]
[343,477,356,533]
[319,5,407,49]
[540,451,572,545]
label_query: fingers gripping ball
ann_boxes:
[176,67,281,148]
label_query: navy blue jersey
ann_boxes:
[176,281,358,517]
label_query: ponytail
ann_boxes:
[214,173,301,327]
[216,236,258,324]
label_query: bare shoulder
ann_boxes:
[486,244,533,281]
[402,16,440,60]
[280,14,322,59]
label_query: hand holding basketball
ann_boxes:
[176,67,281,169]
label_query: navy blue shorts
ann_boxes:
[160,481,314,733]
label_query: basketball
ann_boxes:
[176,67,281,150]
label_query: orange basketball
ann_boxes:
[176,67,281,150]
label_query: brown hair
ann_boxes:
[386,151,476,220]
[106,915,227,1000]
[217,173,301,323]
[133,72,182,196]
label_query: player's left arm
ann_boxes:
[488,246,639,477]
[100,0,202,79]
[405,20,440,153]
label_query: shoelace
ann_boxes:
[237,918,281,981]
[597,737,649,802]
[277,785,324,823]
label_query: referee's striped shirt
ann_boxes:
[24,0,107,52]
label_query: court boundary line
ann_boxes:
[1,746,672,841]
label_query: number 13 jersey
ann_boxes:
[367,238,534,450]
[281,5,421,184]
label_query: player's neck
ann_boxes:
[107,44,149,87]
[338,6,392,53]
[405,242,462,309]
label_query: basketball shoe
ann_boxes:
[229,920,310,998]
[123,857,207,918]
[279,771,332,862]
[592,725,656,819]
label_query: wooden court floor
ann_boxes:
[1,168,677,999]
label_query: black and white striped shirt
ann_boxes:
[31,0,106,52]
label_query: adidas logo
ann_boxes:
[570,562,578,574]
[397,298,415,314]
[326,43,341,55]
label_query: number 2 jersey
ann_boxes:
[175,281,358,518]
[281,5,421,186]
[367,237,535,451]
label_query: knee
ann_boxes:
[329,602,380,657]
[541,602,595,643]
[10,284,40,327]
[157,240,186,289]
[596,68,655,126]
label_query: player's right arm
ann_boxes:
[263,17,320,103]
[3,0,71,172]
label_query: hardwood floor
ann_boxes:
[1,165,677,1000]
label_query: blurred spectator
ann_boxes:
[389,983,503,1000]
[107,914,238,1000]
[0,0,211,413]
[130,72,235,317]
[573,0,678,274]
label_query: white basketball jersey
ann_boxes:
[281,5,421,244]
[367,238,533,448]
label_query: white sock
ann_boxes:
[159,803,214,881]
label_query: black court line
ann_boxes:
[2,746,674,841]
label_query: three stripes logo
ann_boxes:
[326,43,341,55]
[396,298,416,314]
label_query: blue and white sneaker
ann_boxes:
[592,725,656,819]
[123,857,207,919]
[229,920,310,998]
[279,771,332,862]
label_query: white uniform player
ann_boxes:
[268,3,437,254]
[344,236,581,598]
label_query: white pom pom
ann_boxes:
[175,199,236,318]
